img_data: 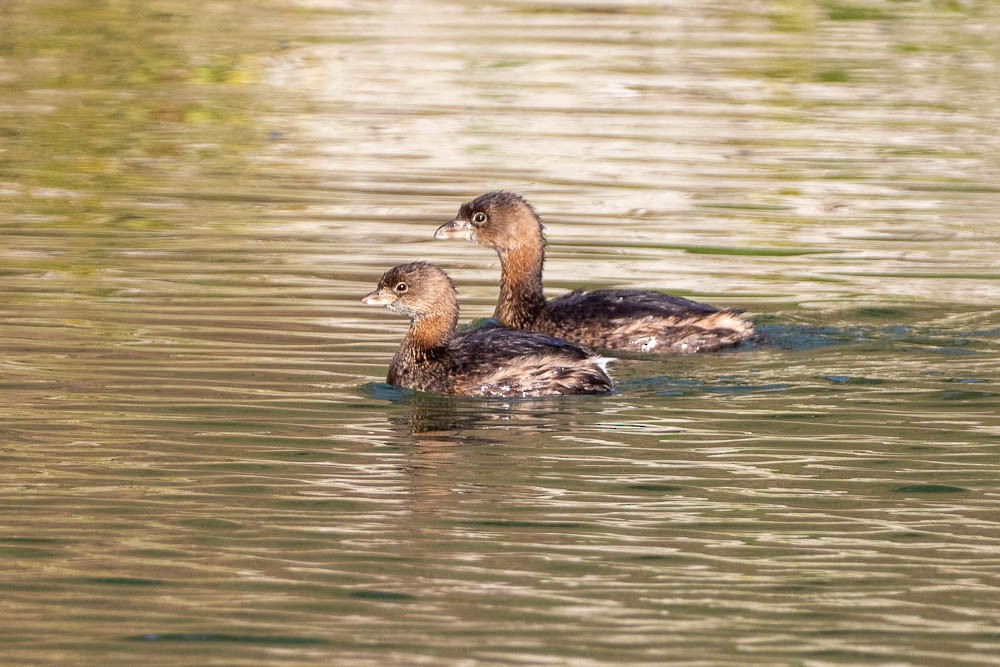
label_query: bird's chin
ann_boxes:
[386,302,414,317]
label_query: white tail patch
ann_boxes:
[636,336,658,352]
[593,356,616,373]
[701,310,754,334]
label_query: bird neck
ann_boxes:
[495,242,546,328]
[402,302,458,359]
[388,306,456,386]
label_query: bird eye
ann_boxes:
[394,282,408,293]
[472,211,487,225]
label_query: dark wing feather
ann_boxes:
[450,324,594,361]
[547,289,719,321]
[538,289,754,353]
[445,325,612,397]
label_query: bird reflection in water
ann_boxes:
[373,386,600,518]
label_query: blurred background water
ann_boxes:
[1,0,998,664]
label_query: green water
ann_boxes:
[2,1,998,664]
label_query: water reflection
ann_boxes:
[3,0,1000,664]
[372,383,593,436]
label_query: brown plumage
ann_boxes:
[435,191,755,354]
[361,262,614,398]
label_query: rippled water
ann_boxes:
[2,1,999,664]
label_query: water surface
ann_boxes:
[2,1,999,664]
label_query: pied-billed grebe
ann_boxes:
[362,262,613,397]
[435,191,755,354]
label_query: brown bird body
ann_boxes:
[435,191,755,354]
[362,262,614,398]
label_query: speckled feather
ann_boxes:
[537,289,753,353]
[439,191,756,354]
[364,262,613,398]
[389,324,613,397]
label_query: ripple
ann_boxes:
[893,484,970,494]
[131,633,329,646]
[2,1,999,665]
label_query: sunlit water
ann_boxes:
[2,1,999,664]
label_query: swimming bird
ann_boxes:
[362,262,614,397]
[435,191,755,353]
